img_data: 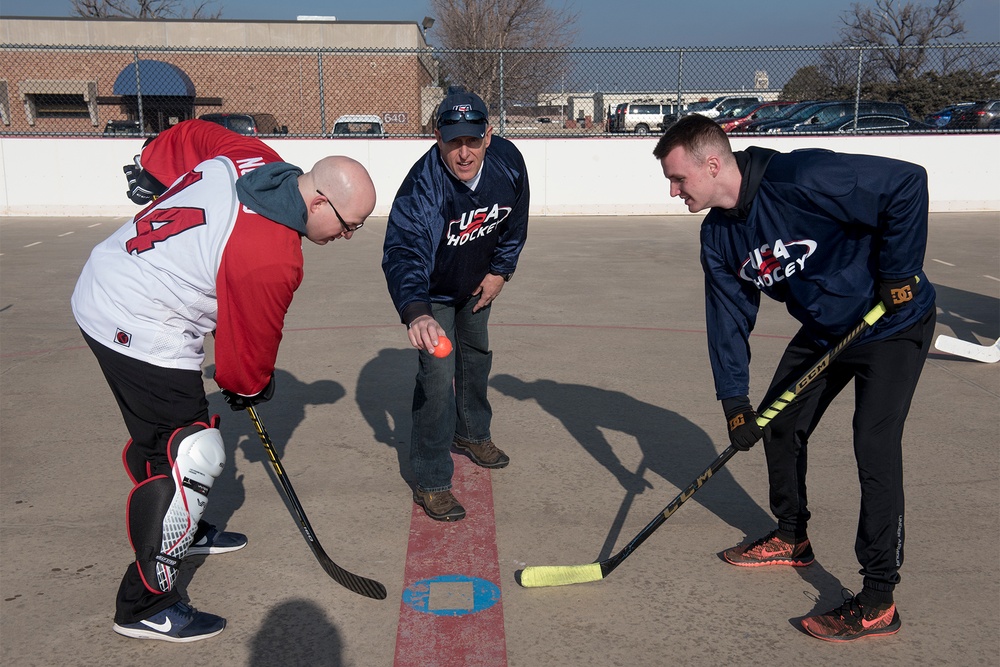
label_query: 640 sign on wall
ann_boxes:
[383,113,408,124]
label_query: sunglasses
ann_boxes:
[316,189,363,234]
[437,109,488,127]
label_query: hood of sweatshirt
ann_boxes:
[234,162,308,235]
[723,146,778,219]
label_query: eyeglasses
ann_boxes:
[437,109,488,127]
[316,189,363,234]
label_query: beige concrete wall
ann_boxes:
[0,17,427,49]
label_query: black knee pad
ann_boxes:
[126,420,225,594]
[122,415,221,485]
[122,438,150,485]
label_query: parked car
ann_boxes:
[924,103,974,128]
[738,100,820,133]
[613,102,678,135]
[765,101,911,133]
[717,100,797,133]
[684,95,764,120]
[331,114,386,137]
[802,114,936,133]
[947,100,1000,129]
[198,112,287,135]
[103,119,143,136]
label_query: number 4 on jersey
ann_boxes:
[125,170,207,255]
[126,207,207,254]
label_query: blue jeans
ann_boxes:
[410,298,493,491]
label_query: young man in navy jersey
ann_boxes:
[383,91,529,521]
[653,114,935,641]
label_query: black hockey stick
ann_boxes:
[246,405,387,600]
[518,300,889,588]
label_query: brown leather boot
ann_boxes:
[413,487,466,521]
[453,437,510,469]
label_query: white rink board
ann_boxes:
[1,133,997,217]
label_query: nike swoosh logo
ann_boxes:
[759,547,790,558]
[861,609,892,630]
[140,617,172,632]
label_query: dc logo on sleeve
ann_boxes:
[114,328,132,347]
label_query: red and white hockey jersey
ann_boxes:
[72,120,303,396]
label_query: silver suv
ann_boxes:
[614,102,679,135]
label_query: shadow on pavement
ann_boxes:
[248,599,346,667]
[355,347,417,484]
[933,283,1000,343]
[491,374,776,561]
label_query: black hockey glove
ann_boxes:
[722,396,765,451]
[878,276,918,315]
[122,155,166,205]
[222,375,275,411]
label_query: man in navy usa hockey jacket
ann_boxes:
[383,91,529,522]
[653,114,935,642]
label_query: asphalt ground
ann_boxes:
[1,213,997,666]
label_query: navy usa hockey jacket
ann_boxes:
[383,136,529,325]
[701,147,936,400]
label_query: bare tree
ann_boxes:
[429,0,578,115]
[71,0,223,19]
[839,0,967,81]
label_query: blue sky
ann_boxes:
[2,0,998,46]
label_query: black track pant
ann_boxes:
[757,306,934,594]
[82,331,210,624]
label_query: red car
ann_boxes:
[718,101,797,133]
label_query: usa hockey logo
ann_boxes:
[447,204,512,246]
[739,239,818,289]
[114,328,132,347]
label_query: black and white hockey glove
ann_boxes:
[722,396,765,451]
[878,276,918,315]
[221,375,276,411]
[123,155,166,205]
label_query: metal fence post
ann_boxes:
[853,46,865,128]
[498,49,506,136]
[132,48,145,134]
[318,51,326,135]
[676,48,685,114]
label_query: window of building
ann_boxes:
[18,80,98,126]
[0,81,9,125]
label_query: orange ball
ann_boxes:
[431,336,453,358]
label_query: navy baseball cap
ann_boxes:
[436,92,489,143]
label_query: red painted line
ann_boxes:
[394,453,507,667]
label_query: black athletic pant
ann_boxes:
[756,306,935,595]
[82,331,210,624]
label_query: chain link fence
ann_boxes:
[1,42,997,138]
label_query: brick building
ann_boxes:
[0,16,440,136]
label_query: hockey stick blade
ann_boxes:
[312,541,388,600]
[246,406,387,600]
[518,301,888,589]
[518,446,737,588]
[934,335,1000,363]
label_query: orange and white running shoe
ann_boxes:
[723,530,814,567]
[801,590,901,642]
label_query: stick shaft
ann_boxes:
[246,406,387,599]
[600,301,887,577]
